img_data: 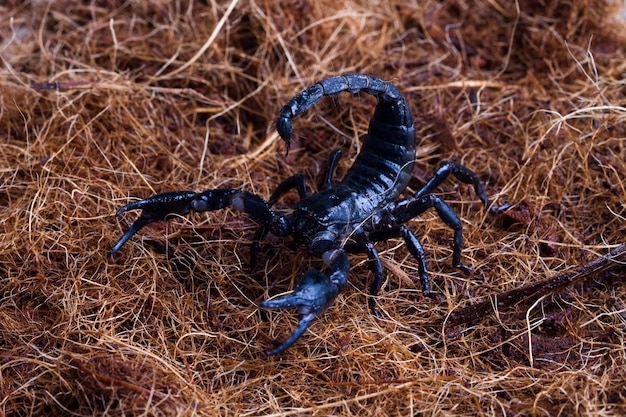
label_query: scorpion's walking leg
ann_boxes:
[369,226,430,295]
[415,161,510,214]
[364,242,385,317]
[382,195,474,274]
[267,174,308,205]
[342,241,388,317]
[111,189,277,254]
[260,239,349,355]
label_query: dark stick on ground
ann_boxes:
[442,243,626,327]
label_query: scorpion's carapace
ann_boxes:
[112,74,510,355]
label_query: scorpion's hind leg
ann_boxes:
[112,189,275,254]
[260,241,349,355]
[382,195,474,275]
[415,161,511,214]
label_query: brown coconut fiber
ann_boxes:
[1,0,625,415]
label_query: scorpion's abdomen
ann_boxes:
[277,74,417,204]
[341,89,416,203]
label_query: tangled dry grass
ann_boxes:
[1,0,625,415]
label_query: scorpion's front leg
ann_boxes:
[111,189,274,254]
[260,240,349,355]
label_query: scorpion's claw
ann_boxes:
[260,270,339,355]
[111,191,197,254]
[111,216,157,254]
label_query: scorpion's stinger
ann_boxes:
[275,80,326,154]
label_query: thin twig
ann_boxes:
[442,243,626,327]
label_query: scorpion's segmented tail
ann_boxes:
[276,74,416,203]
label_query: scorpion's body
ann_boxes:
[276,75,416,245]
[112,74,508,355]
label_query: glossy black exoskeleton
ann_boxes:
[112,74,509,355]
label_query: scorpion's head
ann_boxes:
[269,212,293,238]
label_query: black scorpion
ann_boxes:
[112,74,509,355]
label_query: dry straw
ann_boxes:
[1,0,625,415]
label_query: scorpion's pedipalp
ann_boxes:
[265,312,318,356]
[115,191,198,218]
[111,216,157,254]
[111,191,198,253]
[260,269,339,355]
[261,242,349,355]
[112,189,279,253]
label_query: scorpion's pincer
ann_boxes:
[260,270,339,355]
[111,191,198,254]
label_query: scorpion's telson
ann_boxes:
[112,74,509,355]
